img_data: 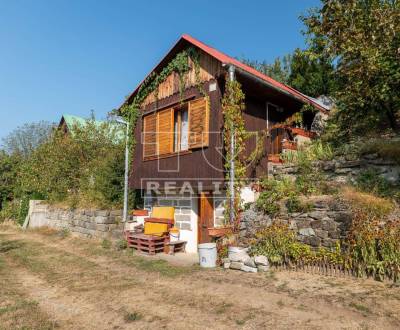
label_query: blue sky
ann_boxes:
[0,0,320,140]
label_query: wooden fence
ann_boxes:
[271,260,400,283]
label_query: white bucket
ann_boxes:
[198,243,217,268]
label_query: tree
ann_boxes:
[19,119,125,208]
[0,151,20,210]
[241,49,337,98]
[302,0,400,136]
[241,56,291,84]
[2,121,54,157]
[288,48,337,97]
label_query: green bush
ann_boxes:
[249,223,314,264]
[355,169,393,198]
[285,195,312,213]
[255,178,295,215]
[18,119,129,209]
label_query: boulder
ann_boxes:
[223,262,231,269]
[254,255,269,267]
[229,262,244,270]
[299,228,315,236]
[241,264,258,273]
[244,257,257,268]
[308,211,326,220]
[229,252,251,263]
[257,265,270,272]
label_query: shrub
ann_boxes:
[116,239,127,250]
[359,139,400,165]
[250,223,313,264]
[285,195,312,213]
[19,119,128,209]
[101,239,112,249]
[341,187,394,219]
[355,169,393,198]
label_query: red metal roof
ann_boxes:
[124,34,328,112]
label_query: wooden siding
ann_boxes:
[131,80,224,190]
[142,51,223,107]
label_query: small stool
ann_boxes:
[167,240,187,255]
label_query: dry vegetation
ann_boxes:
[0,224,400,329]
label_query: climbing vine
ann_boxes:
[221,79,246,228]
[118,47,202,153]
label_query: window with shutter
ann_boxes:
[143,113,157,158]
[188,97,209,149]
[157,108,174,155]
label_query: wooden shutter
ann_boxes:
[143,113,157,158]
[188,97,209,149]
[157,108,174,155]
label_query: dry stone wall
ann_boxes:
[270,154,399,185]
[28,201,125,240]
[240,196,352,248]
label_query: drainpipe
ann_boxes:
[228,65,236,226]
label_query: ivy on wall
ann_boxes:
[221,79,246,228]
[118,47,202,159]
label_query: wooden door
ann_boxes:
[198,192,214,244]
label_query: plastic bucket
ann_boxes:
[198,243,217,268]
[169,228,180,242]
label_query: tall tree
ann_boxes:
[302,0,400,136]
[2,121,54,157]
[241,49,337,98]
[0,151,20,209]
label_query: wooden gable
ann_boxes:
[142,51,222,107]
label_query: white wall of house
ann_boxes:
[144,193,199,253]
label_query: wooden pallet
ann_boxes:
[126,232,168,255]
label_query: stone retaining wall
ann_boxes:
[240,196,352,248]
[27,201,125,240]
[269,154,399,184]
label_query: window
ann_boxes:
[142,96,209,159]
[174,106,189,152]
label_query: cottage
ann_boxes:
[121,35,329,253]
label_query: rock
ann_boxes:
[230,262,244,270]
[222,258,230,264]
[241,264,258,273]
[229,252,251,263]
[331,211,352,224]
[363,153,378,160]
[337,160,361,168]
[310,220,322,229]
[110,210,123,216]
[321,161,335,171]
[308,211,326,220]
[315,229,328,239]
[254,255,269,267]
[96,224,109,232]
[308,236,321,247]
[335,167,353,174]
[244,257,257,268]
[257,265,270,272]
[95,210,110,217]
[224,262,231,269]
[299,228,315,236]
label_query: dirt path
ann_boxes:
[1,225,400,329]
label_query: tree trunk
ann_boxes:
[384,104,400,133]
